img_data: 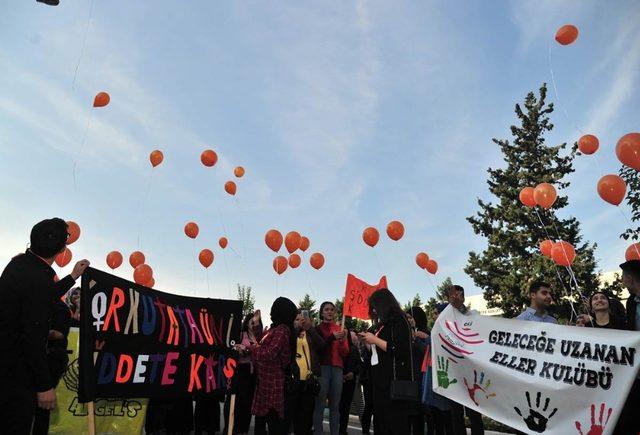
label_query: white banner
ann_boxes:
[431,306,640,434]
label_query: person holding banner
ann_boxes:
[358,288,413,435]
[313,301,349,435]
[515,281,558,324]
[0,218,89,434]
[576,291,626,329]
[242,296,297,435]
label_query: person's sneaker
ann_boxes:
[36,0,60,5]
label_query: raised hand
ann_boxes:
[436,356,457,389]
[575,403,612,435]
[514,391,558,433]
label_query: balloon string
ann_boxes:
[425,274,438,296]
[192,238,197,298]
[72,113,93,191]
[372,249,383,274]
[618,206,640,258]
[136,167,154,249]
[233,197,250,271]
[72,0,95,90]
[221,248,233,299]
[206,267,210,297]
[547,44,585,136]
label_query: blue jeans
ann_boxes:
[313,365,343,435]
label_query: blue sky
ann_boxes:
[1,0,639,315]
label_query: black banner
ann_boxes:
[79,268,242,402]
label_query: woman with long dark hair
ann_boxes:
[576,292,626,329]
[313,301,349,435]
[242,297,297,435]
[359,289,413,435]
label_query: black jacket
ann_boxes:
[371,314,413,391]
[343,330,361,377]
[0,251,75,391]
[627,295,637,331]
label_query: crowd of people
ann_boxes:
[1,218,639,435]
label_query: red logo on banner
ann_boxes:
[343,274,388,320]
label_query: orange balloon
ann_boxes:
[597,174,626,206]
[134,264,153,284]
[234,166,245,178]
[265,229,283,252]
[55,247,72,267]
[552,241,576,266]
[201,149,218,167]
[106,251,123,269]
[225,181,237,196]
[199,249,214,268]
[533,183,557,209]
[519,187,536,207]
[425,259,438,274]
[616,133,640,171]
[555,24,579,45]
[362,227,380,248]
[310,253,325,270]
[219,237,228,249]
[185,222,199,239]
[145,277,156,288]
[300,236,310,252]
[93,91,110,108]
[625,243,640,261]
[66,221,81,245]
[540,240,554,258]
[129,251,145,268]
[386,221,405,241]
[416,252,429,269]
[288,253,301,268]
[273,256,288,275]
[285,231,302,254]
[578,135,599,155]
[150,150,164,167]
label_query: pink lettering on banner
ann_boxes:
[188,354,206,392]
[161,352,179,385]
[185,309,205,344]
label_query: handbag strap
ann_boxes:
[391,317,415,382]
[301,339,312,375]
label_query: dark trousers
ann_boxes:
[224,364,255,433]
[338,379,356,434]
[33,349,68,435]
[0,383,36,435]
[408,412,425,435]
[146,398,194,434]
[450,402,483,435]
[255,409,286,435]
[615,378,640,435]
[195,396,221,434]
[286,381,316,435]
[360,379,373,433]
[429,406,454,435]
[372,386,409,435]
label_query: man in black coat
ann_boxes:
[0,218,89,434]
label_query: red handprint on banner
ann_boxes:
[575,403,613,435]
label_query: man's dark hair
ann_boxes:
[30,218,68,258]
[529,281,551,295]
[620,260,640,281]
[444,285,464,298]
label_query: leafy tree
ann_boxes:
[620,166,640,241]
[236,284,255,317]
[466,84,599,321]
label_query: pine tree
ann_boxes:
[466,84,599,321]
[236,284,255,317]
[403,293,423,311]
[298,293,318,320]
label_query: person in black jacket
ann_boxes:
[338,327,361,435]
[359,289,413,435]
[0,218,89,434]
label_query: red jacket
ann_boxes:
[316,322,349,368]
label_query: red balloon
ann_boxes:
[310,253,325,270]
[616,133,640,171]
[66,221,81,245]
[534,183,557,209]
[93,92,110,108]
[625,243,640,261]
[219,237,228,249]
[129,251,145,268]
[578,135,599,155]
[225,181,237,196]
[597,174,626,206]
[106,251,123,269]
[300,236,310,252]
[288,253,301,268]
[386,221,405,241]
[273,256,288,275]
[199,249,214,268]
[150,150,164,167]
[55,247,72,267]
[265,229,283,252]
[234,167,245,178]
[134,264,153,284]
[425,259,438,274]
[416,252,429,269]
[201,150,218,167]
[540,240,554,258]
[145,277,156,288]
[285,231,302,254]
[519,187,536,207]
[362,227,380,248]
[555,24,579,45]
[552,241,576,266]
[185,222,199,239]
